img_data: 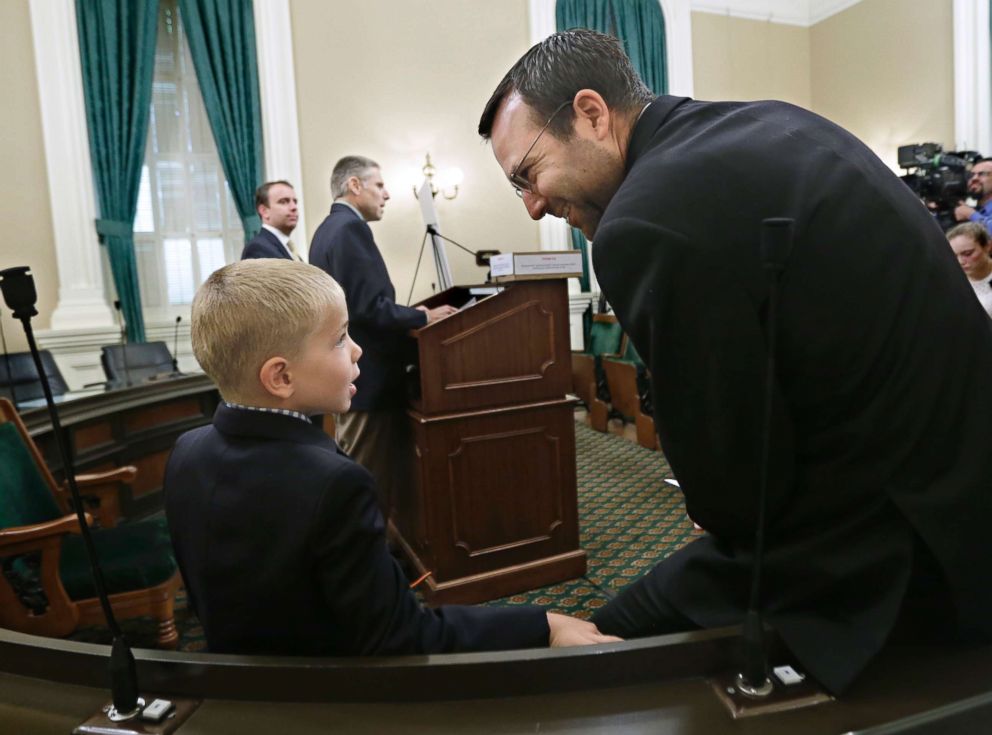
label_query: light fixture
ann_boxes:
[412,153,462,200]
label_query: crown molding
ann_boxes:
[691,0,863,28]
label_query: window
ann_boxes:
[132,0,244,320]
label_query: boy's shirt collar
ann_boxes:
[223,401,312,425]
[212,403,346,455]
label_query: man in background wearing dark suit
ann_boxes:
[240,180,302,261]
[309,156,456,517]
[478,29,992,694]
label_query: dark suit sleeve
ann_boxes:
[308,460,549,655]
[321,219,427,332]
[241,231,288,260]
[241,241,268,259]
[593,217,795,545]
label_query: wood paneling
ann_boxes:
[398,280,585,604]
[130,449,172,497]
[72,421,113,452]
[124,398,203,433]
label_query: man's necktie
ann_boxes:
[286,239,303,261]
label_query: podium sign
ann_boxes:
[397,279,586,603]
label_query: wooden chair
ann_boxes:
[0,398,180,648]
[603,339,660,450]
[571,314,624,432]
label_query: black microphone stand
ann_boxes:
[735,217,795,699]
[170,315,183,377]
[0,266,142,721]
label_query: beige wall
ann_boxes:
[691,0,954,173]
[691,12,811,109]
[811,0,954,171]
[290,0,540,304]
[0,0,57,352]
[0,0,961,356]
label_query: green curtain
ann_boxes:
[76,0,159,343]
[179,0,264,239]
[556,0,668,343]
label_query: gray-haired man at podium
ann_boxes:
[309,155,456,518]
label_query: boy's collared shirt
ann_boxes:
[223,401,312,425]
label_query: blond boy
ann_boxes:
[164,259,616,654]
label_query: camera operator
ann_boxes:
[954,158,992,228]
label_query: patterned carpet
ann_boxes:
[68,418,701,650]
[483,419,702,618]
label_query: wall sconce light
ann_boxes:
[412,153,463,200]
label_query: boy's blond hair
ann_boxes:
[191,259,345,401]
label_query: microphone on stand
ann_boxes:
[113,299,132,387]
[0,266,142,720]
[735,217,795,699]
[170,315,183,376]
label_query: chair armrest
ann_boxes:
[0,513,92,550]
[56,466,135,528]
[73,466,138,486]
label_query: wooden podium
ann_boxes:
[394,278,586,604]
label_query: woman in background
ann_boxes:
[947,222,992,318]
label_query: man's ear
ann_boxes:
[257,202,268,221]
[572,89,611,141]
[348,176,362,196]
[258,356,294,399]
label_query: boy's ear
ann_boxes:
[258,356,294,399]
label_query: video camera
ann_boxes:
[898,142,982,231]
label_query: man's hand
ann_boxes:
[547,612,623,647]
[955,203,976,222]
[416,304,458,323]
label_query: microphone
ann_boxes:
[736,217,795,699]
[113,300,132,388]
[170,316,183,376]
[0,266,142,720]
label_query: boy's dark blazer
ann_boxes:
[591,96,992,693]
[308,203,426,410]
[164,404,549,655]
[241,227,291,260]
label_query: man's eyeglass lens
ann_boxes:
[509,100,572,197]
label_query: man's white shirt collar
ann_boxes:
[335,199,366,222]
[262,224,294,258]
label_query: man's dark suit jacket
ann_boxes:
[241,227,291,260]
[164,404,549,655]
[591,96,992,693]
[309,203,426,410]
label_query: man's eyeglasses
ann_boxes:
[970,171,992,179]
[508,99,573,198]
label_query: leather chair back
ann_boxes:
[0,351,69,405]
[100,341,174,386]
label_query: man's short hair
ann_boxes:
[478,29,653,140]
[255,180,294,209]
[330,156,379,199]
[947,221,991,247]
[191,259,345,401]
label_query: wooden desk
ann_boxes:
[19,374,219,519]
[1,626,990,733]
